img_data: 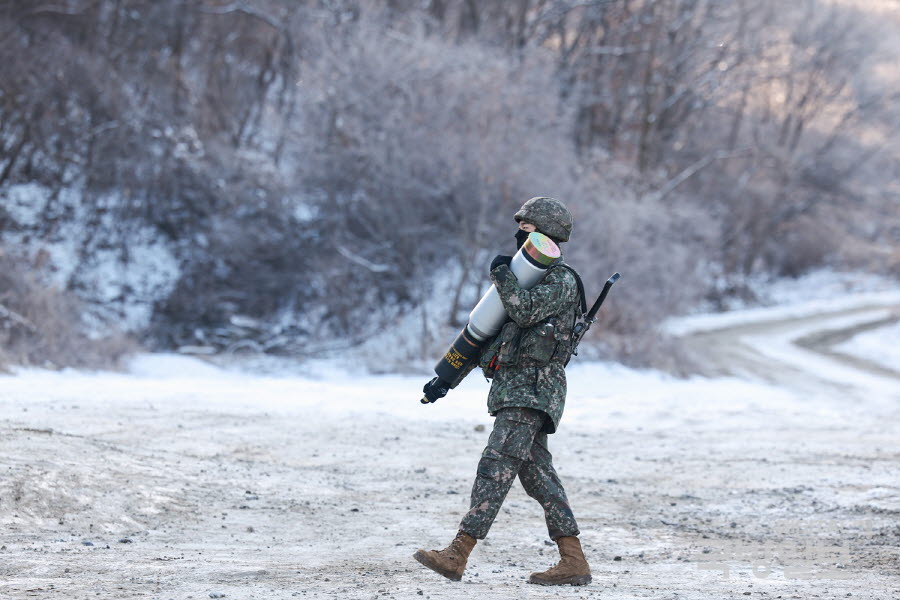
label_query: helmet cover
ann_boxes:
[514,197,573,243]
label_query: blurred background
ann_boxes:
[1,0,898,373]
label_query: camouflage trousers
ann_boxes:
[459,407,579,540]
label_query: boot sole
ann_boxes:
[528,574,592,586]
[413,550,463,581]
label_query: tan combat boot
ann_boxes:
[528,536,592,586]
[413,531,477,581]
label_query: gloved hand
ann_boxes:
[490,254,512,273]
[421,376,450,404]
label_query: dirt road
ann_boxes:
[0,302,898,599]
[682,302,900,391]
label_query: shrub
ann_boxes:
[0,247,135,371]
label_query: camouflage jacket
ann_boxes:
[479,260,581,434]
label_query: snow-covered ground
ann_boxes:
[665,269,900,336]
[836,321,900,373]
[1,273,899,599]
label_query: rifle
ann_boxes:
[568,272,620,363]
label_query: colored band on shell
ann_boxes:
[523,232,560,267]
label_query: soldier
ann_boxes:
[415,197,591,586]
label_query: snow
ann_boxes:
[764,268,899,305]
[1,184,181,333]
[836,321,900,372]
[13,353,806,433]
[2,280,899,598]
[127,353,236,379]
[2,183,50,227]
[8,343,897,475]
[74,225,180,332]
[319,259,493,374]
[664,269,900,336]
[738,308,900,396]
[31,187,88,283]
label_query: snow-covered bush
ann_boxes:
[0,248,135,371]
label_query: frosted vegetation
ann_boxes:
[0,1,898,371]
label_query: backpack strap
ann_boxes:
[551,262,587,315]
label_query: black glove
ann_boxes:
[490,254,512,273]
[422,376,450,404]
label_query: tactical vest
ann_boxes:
[480,262,586,376]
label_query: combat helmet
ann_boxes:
[514,197,573,243]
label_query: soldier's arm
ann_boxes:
[489,265,575,328]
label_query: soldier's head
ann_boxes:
[514,197,573,244]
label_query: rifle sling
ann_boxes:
[552,263,588,316]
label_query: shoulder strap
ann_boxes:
[551,263,587,315]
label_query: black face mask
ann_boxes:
[515,229,530,250]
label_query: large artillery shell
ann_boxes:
[428,232,560,391]
[434,326,484,385]
[467,232,560,341]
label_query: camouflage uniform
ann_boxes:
[457,198,582,541]
[482,262,579,435]
[459,406,579,540]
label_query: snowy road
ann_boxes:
[1,293,899,599]
[681,300,900,396]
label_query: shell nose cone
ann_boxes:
[525,232,560,266]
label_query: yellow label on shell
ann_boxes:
[444,348,465,370]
